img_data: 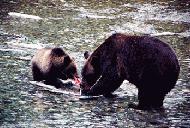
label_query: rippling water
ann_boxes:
[0,0,190,127]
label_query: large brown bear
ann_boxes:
[31,47,80,88]
[81,33,180,110]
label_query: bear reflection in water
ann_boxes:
[81,33,180,110]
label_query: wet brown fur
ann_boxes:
[81,33,180,109]
[31,47,78,88]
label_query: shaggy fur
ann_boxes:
[31,48,78,88]
[81,33,180,109]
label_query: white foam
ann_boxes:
[7,40,43,49]
[121,3,190,23]
[151,31,190,37]
[8,12,42,20]
[150,32,178,36]
[110,22,157,35]
[29,81,80,96]
[79,13,115,19]
[0,48,25,53]
[15,56,31,61]
[110,22,190,37]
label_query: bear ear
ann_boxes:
[84,51,90,59]
[52,48,66,56]
[64,56,71,66]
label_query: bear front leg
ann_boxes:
[89,66,124,98]
[44,78,62,88]
[32,65,43,81]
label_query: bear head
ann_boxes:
[81,51,101,91]
[57,54,79,82]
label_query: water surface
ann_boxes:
[0,0,190,127]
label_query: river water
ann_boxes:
[0,0,190,127]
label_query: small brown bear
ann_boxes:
[81,33,180,110]
[31,47,80,88]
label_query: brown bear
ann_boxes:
[31,47,80,88]
[80,33,180,110]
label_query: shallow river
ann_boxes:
[0,0,190,127]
